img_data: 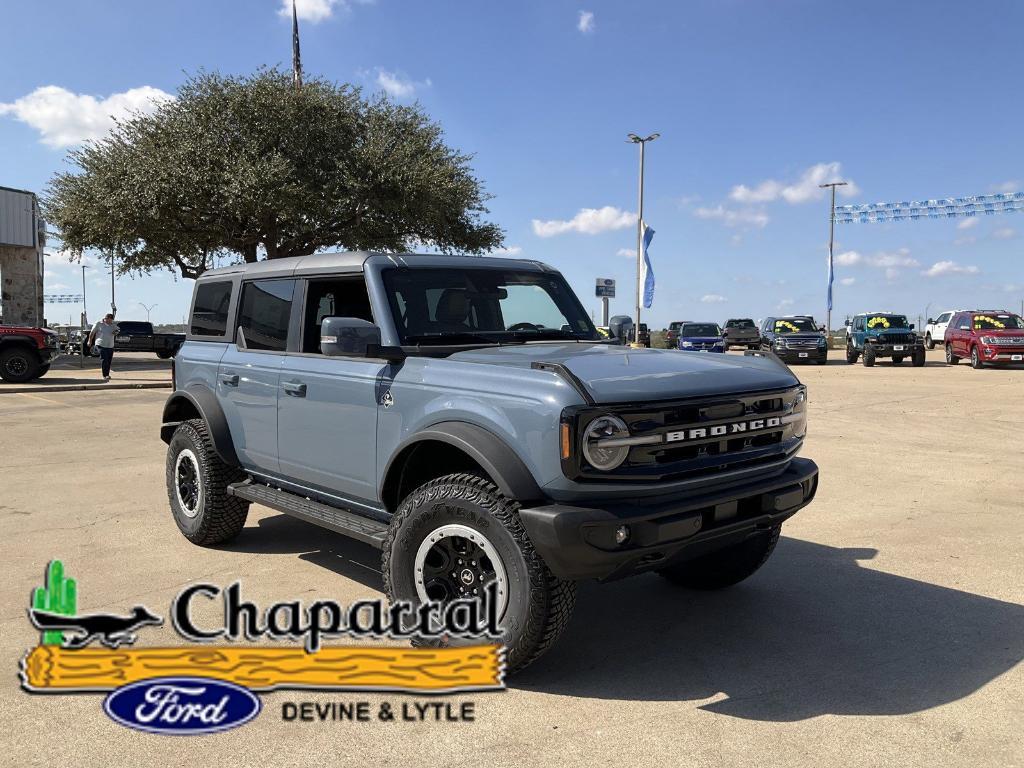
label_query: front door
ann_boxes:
[218,279,295,474]
[277,277,385,506]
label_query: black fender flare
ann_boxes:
[381,421,543,505]
[0,336,42,354]
[160,386,240,466]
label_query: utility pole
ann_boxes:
[627,132,659,347]
[292,0,303,90]
[109,248,117,316]
[819,181,848,339]
[81,265,88,327]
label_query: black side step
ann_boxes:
[228,481,388,549]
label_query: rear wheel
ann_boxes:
[0,346,43,383]
[382,473,575,673]
[945,343,959,365]
[925,333,935,350]
[862,347,876,367]
[166,419,249,545]
[970,346,983,369]
[658,525,781,589]
[845,344,859,364]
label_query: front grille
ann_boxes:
[781,337,822,348]
[989,336,1024,345]
[875,332,917,344]
[563,387,805,483]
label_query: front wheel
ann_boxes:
[845,344,859,364]
[925,333,935,350]
[0,347,43,383]
[862,347,876,367]
[165,419,249,545]
[892,356,904,365]
[657,525,781,589]
[912,348,926,367]
[382,473,575,673]
[946,344,960,365]
[970,346,983,369]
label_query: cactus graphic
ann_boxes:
[32,560,77,645]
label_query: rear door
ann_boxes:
[949,313,969,356]
[276,276,385,505]
[217,279,294,474]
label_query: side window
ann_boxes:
[937,312,950,324]
[301,278,375,353]
[855,317,865,331]
[190,281,233,337]
[237,279,295,351]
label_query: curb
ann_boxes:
[1,381,171,395]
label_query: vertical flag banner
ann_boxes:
[641,223,655,309]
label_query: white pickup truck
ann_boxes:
[924,310,958,349]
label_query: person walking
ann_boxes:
[88,313,118,381]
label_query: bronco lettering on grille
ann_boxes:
[664,417,782,443]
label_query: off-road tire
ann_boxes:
[166,419,249,545]
[945,343,959,365]
[0,346,42,383]
[970,346,983,369]
[657,525,782,589]
[157,350,173,360]
[845,344,859,364]
[382,473,576,674]
[892,356,904,364]
[862,347,876,367]
[912,348,926,367]
[925,333,935,350]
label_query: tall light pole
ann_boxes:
[81,265,89,326]
[819,181,848,338]
[628,132,659,347]
[109,248,117,316]
[138,302,158,322]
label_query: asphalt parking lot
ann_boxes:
[1,348,1021,767]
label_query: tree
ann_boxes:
[45,68,503,279]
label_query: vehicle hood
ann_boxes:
[976,328,1024,338]
[446,343,799,403]
[679,336,723,344]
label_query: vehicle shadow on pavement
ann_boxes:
[514,537,1024,721]
[223,513,383,591]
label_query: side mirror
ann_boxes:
[927,318,935,325]
[909,323,915,330]
[320,317,406,362]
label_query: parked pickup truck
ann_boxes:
[722,318,760,349]
[160,251,819,672]
[86,320,184,359]
[0,325,60,383]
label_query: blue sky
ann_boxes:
[1,0,1021,327]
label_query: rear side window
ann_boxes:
[237,280,295,351]
[191,281,233,337]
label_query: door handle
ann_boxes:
[219,373,239,387]
[282,380,307,397]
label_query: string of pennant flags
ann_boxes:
[44,294,84,304]
[834,191,1024,224]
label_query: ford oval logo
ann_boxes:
[103,676,261,735]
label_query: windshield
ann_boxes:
[669,322,683,331]
[774,318,817,334]
[865,314,909,330]
[382,267,600,345]
[973,313,1024,330]
[681,323,721,337]
[726,319,755,328]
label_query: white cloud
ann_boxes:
[957,217,979,230]
[884,267,901,281]
[839,277,856,286]
[45,283,71,292]
[0,85,172,148]
[922,260,980,278]
[280,0,340,23]
[491,245,522,256]
[993,227,1016,240]
[729,162,859,205]
[835,250,862,266]
[532,206,635,237]
[991,180,1020,194]
[577,10,595,33]
[777,298,795,311]
[836,248,918,269]
[693,205,769,228]
[700,294,727,303]
[374,69,430,100]
[616,248,634,258]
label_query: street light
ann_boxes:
[138,302,158,322]
[627,132,659,347]
[819,181,848,339]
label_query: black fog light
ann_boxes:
[614,525,630,545]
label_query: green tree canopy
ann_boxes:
[45,68,503,278]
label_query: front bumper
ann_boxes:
[775,347,827,362]
[866,342,923,358]
[518,457,818,581]
[978,345,1024,363]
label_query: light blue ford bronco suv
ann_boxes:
[161,252,818,671]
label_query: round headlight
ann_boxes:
[582,415,629,471]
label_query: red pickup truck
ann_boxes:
[944,310,1024,369]
[0,325,60,383]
